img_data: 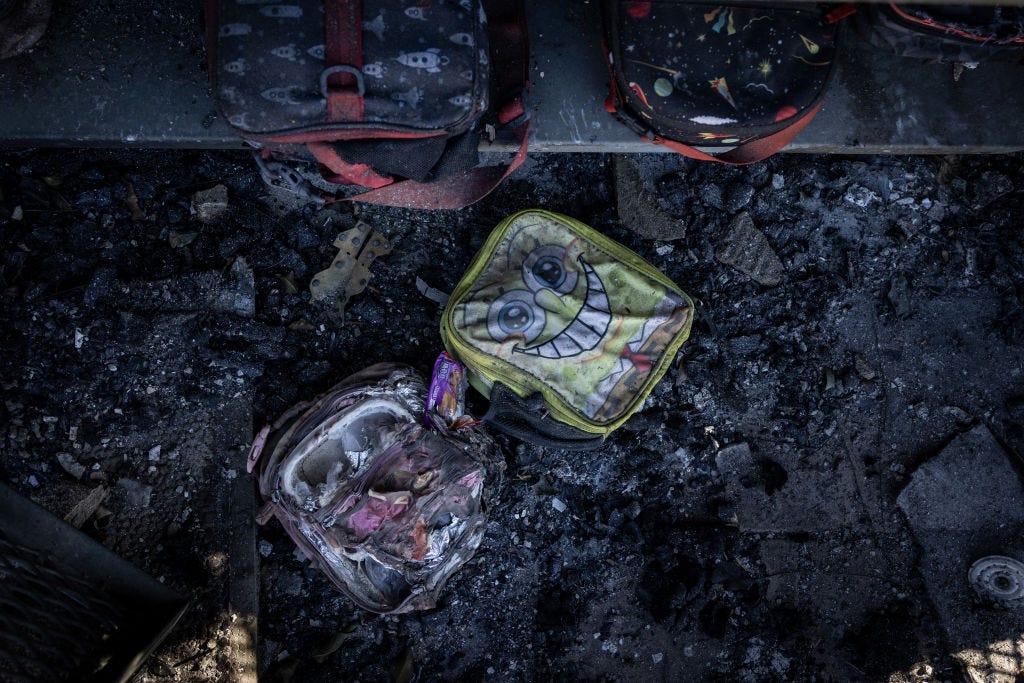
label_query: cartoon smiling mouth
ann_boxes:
[513,256,613,359]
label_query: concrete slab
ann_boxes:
[717,442,860,534]
[897,426,1024,683]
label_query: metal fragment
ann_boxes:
[969,556,1024,606]
[310,222,392,319]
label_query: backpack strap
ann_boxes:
[648,102,822,166]
[323,0,364,122]
[308,142,393,188]
[483,382,605,451]
[344,0,531,209]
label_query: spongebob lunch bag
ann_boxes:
[603,1,843,164]
[208,0,529,209]
[441,210,694,449]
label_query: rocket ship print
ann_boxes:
[261,86,310,105]
[391,87,424,108]
[799,34,820,54]
[271,45,299,60]
[307,44,325,60]
[449,32,474,46]
[224,59,248,74]
[404,6,427,20]
[362,62,387,78]
[260,5,302,18]
[218,23,251,37]
[709,77,737,109]
[395,49,449,74]
[364,12,386,40]
[448,94,472,108]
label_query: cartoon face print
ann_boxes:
[482,241,613,363]
[453,212,691,423]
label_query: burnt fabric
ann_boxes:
[605,0,838,148]
[855,4,1024,63]
[247,364,503,614]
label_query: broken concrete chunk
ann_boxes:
[715,443,754,478]
[613,156,686,241]
[897,425,1024,533]
[83,257,255,318]
[897,425,1024,683]
[118,478,153,509]
[723,182,754,214]
[191,184,229,223]
[715,212,784,287]
[56,452,86,479]
[887,275,913,319]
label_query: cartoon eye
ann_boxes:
[487,290,546,344]
[522,245,578,295]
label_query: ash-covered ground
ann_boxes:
[1,150,1023,682]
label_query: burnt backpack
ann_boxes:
[855,4,1024,63]
[603,1,844,164]
[207,0,529,209]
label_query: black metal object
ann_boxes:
[0,486,188,683]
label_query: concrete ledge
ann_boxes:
[0,0,1022,153]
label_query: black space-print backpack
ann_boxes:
[855,4,1024,64]
[603,1,845,164]
[207,0,529,209]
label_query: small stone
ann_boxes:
[57,452,86,479]
[74,328,86,350]
[148,445,161,461]
[551,497,567,513]
[259,540,273,557]
[724,182,755,213]
[844,184,880,207]
[771,173,785,190]
[27,475,39,487]
[652,652,664,664]
[11,206,23,221]
[168,231,199,248]
[118,478,153,508]
[655,244,674,256]
[888,275,913,318]
[855,355,877,381]
[191,184,229,223]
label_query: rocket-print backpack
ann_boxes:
[603,1,843,164]
[855,4,1024,64]
[207,0,529,209]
